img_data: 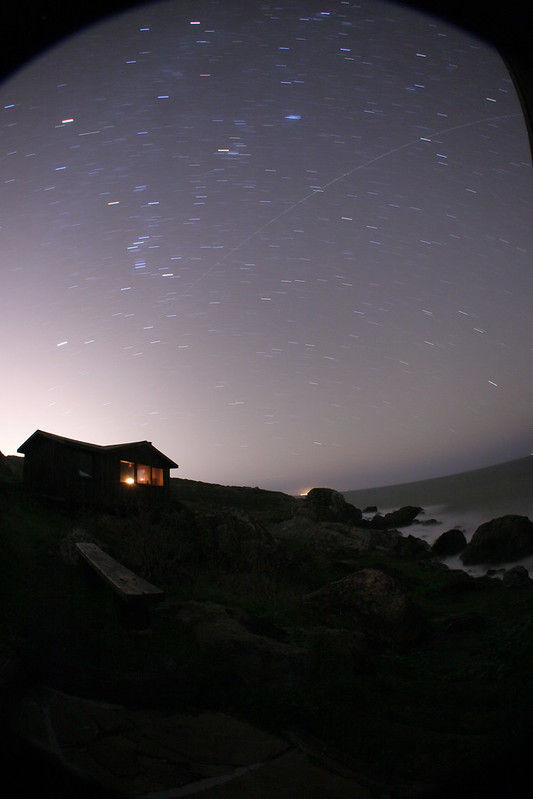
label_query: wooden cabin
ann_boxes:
[17,430,178,508]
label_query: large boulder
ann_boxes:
[370,506,422,529]
[307,626,370,677]
[302,488,363,525]
[169,601,307,685]
[391,534,431,560]
[433,611,487,635]
[304,568,427,646]
[502,565,531,588]
[461,515,533,565]
[195,510,274,571]
[267,516,403,589]
[431,528,467,557]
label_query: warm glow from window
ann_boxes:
[120,460,135,484]
[137,464,151,484]
[120,460,164,486]
[152,467,163,486]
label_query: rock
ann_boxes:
[88,735,140,779]
[461,515,533,565]
[302,488,363,525]
[370,506,423,529]
[271,517,402,563]
[197,510,274,570]
[433,612,486,635]
[173,601,307,684]
[12,687,291,796]
[391,534,431,559]
[307,626,370,676]
[304,568,427,646]
[269,517,366,569]
[439,568,477,597]
[431,528,467,557]
[365,527,403,550]
[473,574,502,589]
[502,565,531,587]
[132,710,287,767]
[363,505,377,513]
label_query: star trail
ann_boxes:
[1,0,531,493]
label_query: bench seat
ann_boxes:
[75,542,164,603]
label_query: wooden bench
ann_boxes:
[75,542,164,627]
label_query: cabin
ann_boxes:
[17,430,178,508]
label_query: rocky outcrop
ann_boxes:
[502,565,531,587]
[301,488,363,525]
[269,516,403,564]
[461,515,533,565]
[391,534,431,559]
[433,611,486,635]
[168,600,307,684]
[272,515,361,548]
[12,687,291,797]
[304,568,427,646]
[431,528,467,557]
[189,509,275,573]
[370,506,422,529]
[307,626,370,676]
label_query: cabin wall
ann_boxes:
[24,437,75,498]
[22,439,172,509]
[24,440,98,505]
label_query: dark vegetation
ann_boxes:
[1,473,532,797]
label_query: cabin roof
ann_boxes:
[17,429,178,469]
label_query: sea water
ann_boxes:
[381,504,533,579]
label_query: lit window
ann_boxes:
[137,464,151,484]
[152,467,163,486]
[120,460,135,485]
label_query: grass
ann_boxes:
[169,476,298,524]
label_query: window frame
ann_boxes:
[120,459,135,485]
[151,466,164,486]
[119,459,165,487]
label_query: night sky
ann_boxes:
[1,0,531,494]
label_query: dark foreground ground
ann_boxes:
[0,471,532,797]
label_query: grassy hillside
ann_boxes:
[170,476,298,523]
